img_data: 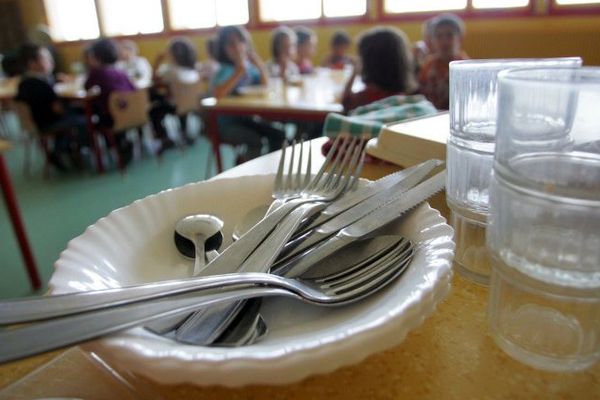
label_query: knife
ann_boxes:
[273,170,446,278]
[278,159,441,262]
[295,159,443,236]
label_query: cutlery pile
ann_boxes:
[0,135,446,362]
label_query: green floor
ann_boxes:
[0,117,237,299]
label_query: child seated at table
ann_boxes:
[84,38,136,164]
[212,25,285,161]
[322,31,354,70]
[341,27,418,113]
[266,26,299,81]
[150,37,200,151]
[116,40,152,86]
[198,37,220,83]
[418,13,469,110]
[413,17,435,75]
[295,26,317,75]
[15,43,87,171]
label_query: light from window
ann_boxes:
[383,0,467,13]
[216,0,250,25]
[98,0,164,36]
[473,0,529,8]
[259,0,321,21]
[555,0,600,4]
[169,0,248,30]
[323,0,367,17]
[44,0,100,41]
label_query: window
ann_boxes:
[260,0,321,22]
[472,0,529,7]
[555,0,600,4]
[383,0,467,14]
[44,0,100,41]
[97,0,164,36]
[259,0,367,22]
[323,0,367,18]
[383,0,530,13]
[168,0,249,30]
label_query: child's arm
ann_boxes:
[248,51,269,85]
[213,66,246,98]
[152,52,167,84]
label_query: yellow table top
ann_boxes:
[201,72,345,115]
[0,76,150,101]
[0,138,598,398]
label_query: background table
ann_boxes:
[0,138,598,399]
[201,71,346,173]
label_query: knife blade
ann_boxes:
[278,159,441,262]
[273,170,446,278]
[295,158,443,236]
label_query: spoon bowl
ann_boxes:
[174,214,224,261]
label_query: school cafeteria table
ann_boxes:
[0,134,598,399]
[201,70,346,173]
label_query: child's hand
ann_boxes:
[247,50,263,67]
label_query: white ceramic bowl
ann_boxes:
[49,174,455,387]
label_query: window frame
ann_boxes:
[549,0,600,16]
[254,0,371,28]
[378,0,535,22]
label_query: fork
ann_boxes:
[174,135,368,344]
[268,137,312,214]
[0,239,414,363]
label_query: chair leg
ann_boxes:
[104,131,125,173]
[39,137,51,180]
[22,135,33,176]
[137,127,145,158]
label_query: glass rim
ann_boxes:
[498,66,600,86]
[494,152,600,205]
[449,57,582,69]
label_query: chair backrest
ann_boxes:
[171,80,207,116]
[108,89,150,132]
[13,101,39,135]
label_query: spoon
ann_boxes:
[174,214,224,275]
[146,214,225,335]
[173,214,269,346]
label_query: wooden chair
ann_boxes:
[170,80,208,144]
[106,88,150,171]
[13,101,61,178]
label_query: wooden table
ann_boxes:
[0,140,41,290]
[0,138,599,398]
[201,70,346,173]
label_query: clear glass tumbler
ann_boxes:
[487,67,600,372]
[447,58,582,284]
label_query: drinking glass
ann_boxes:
[447,57,582,284]
[487,67,600,371]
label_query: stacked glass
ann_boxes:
[447,58,582,284]
[487,67,600,371]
